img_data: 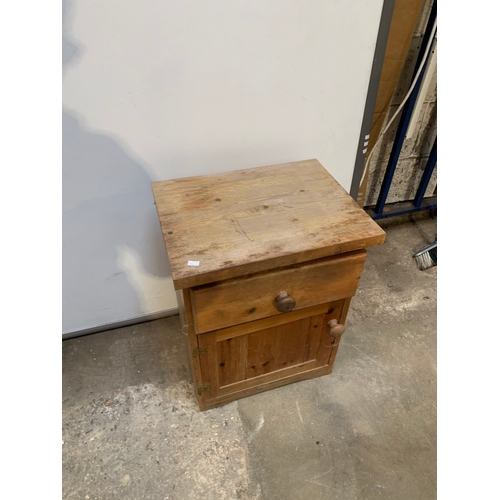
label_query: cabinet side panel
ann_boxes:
[197,331,219,401]
[177,289,205,409]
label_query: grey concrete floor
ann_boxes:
[63,215,437,500]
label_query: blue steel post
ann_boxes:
[374,0,437,216]
[413,138,437,208]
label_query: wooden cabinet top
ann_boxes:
[152,159,385,289]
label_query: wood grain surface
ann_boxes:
[195,299,345,404]
[191,250,365,333]
[152,159,385,289]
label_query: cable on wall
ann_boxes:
[359,18,437,186]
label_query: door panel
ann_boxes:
[216,335,248,386]
[197,299,345,402]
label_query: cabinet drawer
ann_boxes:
[191,249,366,333]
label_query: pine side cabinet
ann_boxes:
[152,159,385,410]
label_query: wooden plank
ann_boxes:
[305,314,324,361]
[356,0,427,206]
[246,326,278,378]
[218,360,317,396]
[216,336,248,387]
[176,289,188,328]
[192,250,366,333]
[188,288,200,334]
[316,300,344,368]
[203,364,331,410]
[176,290,205,409]
[275,318,312,368]
[339,296,352,327]
[241,319,312,379]
[196,332,219,402]
[307,313,327,362]
[152,159,385,289]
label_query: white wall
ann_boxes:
[62,0,383,335]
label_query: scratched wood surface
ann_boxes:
[152,159,385,289]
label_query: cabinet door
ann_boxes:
[196,299,349,409]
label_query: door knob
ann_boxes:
[327,319,345,338]
[274,291,296,313]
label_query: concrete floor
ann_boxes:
[63,214,437,500]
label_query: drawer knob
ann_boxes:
[274,291,296,313]
[328,319,346,338]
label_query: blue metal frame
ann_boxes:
[368,0,437,221]
[365,196,436,220]
[413,138,437,208]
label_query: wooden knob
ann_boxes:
[274,291,296,313]
[328,319,345,338]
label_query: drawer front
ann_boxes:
[191,249,366,334]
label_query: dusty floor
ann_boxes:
[62,214,437,500]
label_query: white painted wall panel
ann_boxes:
[62,0,383,334]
